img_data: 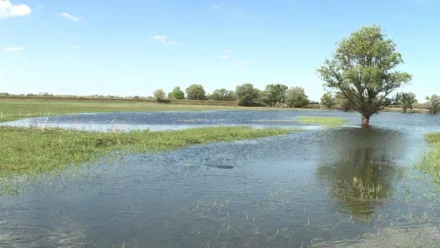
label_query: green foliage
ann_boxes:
[335,92,355,111]
[261,84,288,106]
[320,92,336,109]
[208,88,236,101]
[169,87,185,100]
[426,95,440,115]
[317,25,412,126]
[395,92,417,113]
[185,84,207,100]
[0,126,295,176]
[153,89,166,100]
[285,87,309,108]
[235,83,261,106]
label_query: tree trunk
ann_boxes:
[403,106,407,113]
[362,116,370,127]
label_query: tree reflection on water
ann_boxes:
[316,127,406,218]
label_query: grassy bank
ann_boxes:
[0,126,295,176]
[420,132,440,185]
[298,116,347,127]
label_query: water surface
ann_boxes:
[1,110,440,247]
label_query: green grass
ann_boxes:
[298,116,346,127]
[419,132,440,185]
[0,126,295,177]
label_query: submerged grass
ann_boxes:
[298,116,346,127]
[0,126,295,177]
[420,132,440,185]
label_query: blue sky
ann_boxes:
[1,0,439,101]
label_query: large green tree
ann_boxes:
[285,87,309,108]
[317,25,412,126]
[208,88,236,101]
[261,83,288,106]
[235,83,260,106]
[185,84,207,100]
[168,86,185,100]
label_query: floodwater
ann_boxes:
[2,110,440,247]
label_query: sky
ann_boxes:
[1,0,439,101]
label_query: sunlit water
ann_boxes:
[2,110,440,247]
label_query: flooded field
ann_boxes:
[2,110,440,247]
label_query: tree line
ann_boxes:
[153,84,314,108]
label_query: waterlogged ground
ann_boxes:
[2,110,440,247]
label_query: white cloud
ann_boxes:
[0,0,31,19]
[4,47,24,51]
[224,49,232,53]
[58,12,80,21]
[220,55,229,60]
[149,35,178,44]
[72,45,79,49]
[149,35,167,42]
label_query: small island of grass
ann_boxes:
[298,116,346,127]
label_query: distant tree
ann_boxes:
[153,89,166,100]
[335,92,355,112]
[235,83,260,106]
[261,83,288,106]
[285,87,309,108]
[185,84,206,100]
[208,88,236,101]
[426,95,440,115]
[320,92,336,109]
[169,86,185,100]
[395,92,417,113]
[317,25,412,127]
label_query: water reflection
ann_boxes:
[317,128,406,218]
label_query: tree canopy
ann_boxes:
[285,87,309,108]
[426,95,440,115]
[320,92,336,109]
[317,25,412,126]
[235,83,260,106]
[208,88,236,101]
[168,87,185,100]
[395,92,417,113]
[261,83,288,106]
[185,84,207,100]
[153,89,166,100]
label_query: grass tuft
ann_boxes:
[419,132,440,185]
[297,116,346,127]
[0,126,296,177]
